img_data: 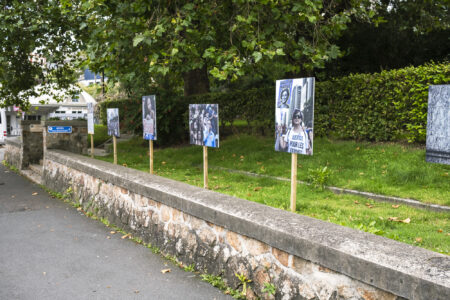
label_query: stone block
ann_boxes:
[272,247,290,267]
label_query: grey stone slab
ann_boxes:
[426,85,450,165]
[44,150,450,300]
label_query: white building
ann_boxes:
[2,85,97,137]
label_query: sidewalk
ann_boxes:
[0,161,231,299]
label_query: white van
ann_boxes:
[0,108,6,145]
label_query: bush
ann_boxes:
[100,62,449,145]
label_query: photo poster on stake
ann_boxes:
[87,103,95,135]
[189,104,219,148]
[107,108,120,137]
[142,95,157,141]
[275,77,315,155]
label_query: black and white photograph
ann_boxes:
[107,108,120,137]
[142,95,157,140]
[189,104,219,148]
[275,78,314,155]
[87,103,94,135]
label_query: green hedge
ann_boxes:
[100,62,449,145]
[317,62,449,142]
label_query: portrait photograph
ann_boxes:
[107,108,120,137]
[142,95,157,141]
[189,104,219,148]
[87,103,95,135]
[275,78,315,155]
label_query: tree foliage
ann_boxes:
[80,0,369,96]
[0,0,83,109]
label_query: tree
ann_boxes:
[0,0,83,109]
[81,0,369,96]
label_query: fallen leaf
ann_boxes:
[232,154,236,157]
[415,237,422,243]
[106,286,111,288]
[401,218,411,224]
[356,147,360,151]
[121,233,131,239]
[77,207,82,211]
[213,176,218,179]
[161,268,171,274]
[365,203,371,206]
[46,206,49,209]
[43,272,46,276]
[438,229,443,233]
[247,193,252,197]
[443,172,449,177]
[122,163,128,167]
[388,217,399,221]
[161,161,166,165]
[134,290,140,294]
[32,192,38,196]
[392,205,400,208]
[354,201,359,204]
[110,231,116,234]
[11,195,15,198]
[359,172,364,175]
[256,162,262,165]
[254,187,262,191]
[106,236,111,239]
[240,155,244,159]
[213,185,220,190]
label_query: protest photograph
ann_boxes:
[189,104,219,148]
[107,108,120,137]
[142,95,157,140]
[275,78,314,155]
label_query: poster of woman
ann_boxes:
[87,103,95,135]
[275,78,314,155]
[189,104,219,148]
[142,95,157,140]
[107,108,120,137]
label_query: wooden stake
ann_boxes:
[113,135,117,165]
[90,134,94,158]
[203,146,208,189]
[290,153,297,212]
[149,140,153,174]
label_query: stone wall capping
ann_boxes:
[44,150,450,299]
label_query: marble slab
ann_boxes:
[426,85,450,164]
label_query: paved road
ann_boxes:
[0,158,230,299]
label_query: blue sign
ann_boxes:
[48,126,72,133]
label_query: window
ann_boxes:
[72,111,77,114]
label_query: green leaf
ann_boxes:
[252,51,262,62]
[133,35,145,47]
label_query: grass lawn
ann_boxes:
[94,135,450,255]
[88,124,110,146]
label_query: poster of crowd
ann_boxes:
[142,95,157,140]
[87,103,95,135]
[275,78,315,155]
[107,108,120,137]
[189,104,219,148]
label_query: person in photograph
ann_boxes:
[279,109,311,155]
[107,110,119,137]
[278,88,290,109]
[143,98,156,140]
[203,116,216,147]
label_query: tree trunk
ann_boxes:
[183,66,210,97]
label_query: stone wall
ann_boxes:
[4,138,22,169]
[44,120,88,155]
[42,150,450,300]
[21,121,44,166]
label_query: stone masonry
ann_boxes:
[42,150,449,300]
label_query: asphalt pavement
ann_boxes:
[0,152,231,299]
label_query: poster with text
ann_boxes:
[142,95,157,140]
[275,78,314,155]
[189,104,219,148]
[87,103,95,135]
[107,108,120,137]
